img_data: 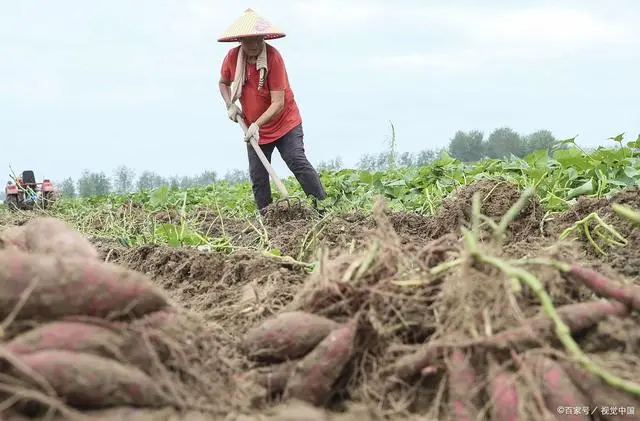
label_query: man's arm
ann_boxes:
[219,78,233,107]
[254,90,284,127]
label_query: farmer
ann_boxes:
[217,8,327,214]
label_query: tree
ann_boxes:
[167,176,181,190]
[77,170,111,197]
[222,169,249,184]
[523,129,557,155]
[59,177,76,198]
[414,149,440,166]
[193,170,217,186]
[448,130,486,162]
[397,152,414,167]
[356,153,377,171]
[486,127,525,158]
[113,165,136,194]
[136,171,167,191]
[317,157,343,171]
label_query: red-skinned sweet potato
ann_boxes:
[394,300,629,381]
[285,316,359,406]
[564,264,640,311]
[524,354,590,421]
[562,362,640,421]
[446,349,479,421]
[488,357,520,421]
[236,361,298,396]
[9,350,171,409]
[6,320,126,358]
[22,217,99,259]
[0,249,169,321]
[241,311,341,362]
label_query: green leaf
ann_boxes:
[268,248,282,256]
[624,166,640,179]
[608,133,625,144]
[567,179,594,199]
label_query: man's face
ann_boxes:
[240,36,265,57]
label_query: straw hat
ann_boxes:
[217,8,286,42]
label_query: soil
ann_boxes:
[1,179,639,420]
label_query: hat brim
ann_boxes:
[217,32,286,42]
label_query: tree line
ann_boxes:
[319,126,559,171]
[55,168,251,199]
[41,126,561,199]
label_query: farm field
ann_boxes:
[1,140,640,420]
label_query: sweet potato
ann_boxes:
[241,311,341,362]
[487,358,520,421]
[22,217,99,259]
[0,225,28,251]
[562,362,640,421]
[446,349,479,421]
[394,300,629,381]
[564,264,640,311]
[523,354,590,421]
[0,248,169,321]
[6,319,164,375]
[285,316,358,406]
[9,350,171,409]
[6,321,126,358]
[489,300,630,347]
[126,308,177,330]
[237,361,297,395]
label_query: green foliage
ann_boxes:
[5,131,638,253]
[49,134,640,219]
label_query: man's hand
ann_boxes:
[244,123,260,143]
[227,103,241,122]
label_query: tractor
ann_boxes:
[4,170,57,211]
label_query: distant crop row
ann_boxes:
[3,134,637,250]
[49,134,637,215]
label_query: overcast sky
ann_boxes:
[1,0,638,183]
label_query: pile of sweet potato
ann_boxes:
[234,234,640,420]
[0,218,179,418]
[236,310,370,408]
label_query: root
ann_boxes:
[559,212,627,256]
[465,190,640,396]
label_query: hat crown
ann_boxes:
[217,8,286,42]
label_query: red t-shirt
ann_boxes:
[220,44,302,145]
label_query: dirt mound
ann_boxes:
[0,212,33,228]
[386,211,432,244]
[261,200,316,226]
[92,244,310,328]
[193,211,375,261]
[423,179,543,241]
[546,187,640,279]
[233,195,640,419]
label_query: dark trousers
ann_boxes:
[247,123,326,211]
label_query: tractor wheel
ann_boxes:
[42,192,54,209]
[5,195,19,211]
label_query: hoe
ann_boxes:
[238,116,303,212]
